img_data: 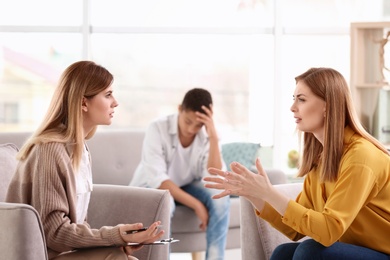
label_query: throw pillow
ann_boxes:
[221,142,260,172]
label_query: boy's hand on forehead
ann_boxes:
[196,104,218,138]
[195,105,213,121]
[201,104,213,116]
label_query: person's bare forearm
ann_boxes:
[207,136,223,170]
[246,196,266,212]
[197,104,223,170]
[243,187,289,216]
[159,180,201,210]
[264,186,290,216]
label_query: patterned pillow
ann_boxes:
[221,142,260,172]
[0,143,19,202]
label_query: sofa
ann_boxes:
[240,182,306,260]
[0,130,288,259]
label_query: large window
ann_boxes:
[0,0,388,172]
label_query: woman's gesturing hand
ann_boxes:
[204,158,273,201]
[204,158,290,215]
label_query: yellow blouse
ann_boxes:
[258,126,390,254]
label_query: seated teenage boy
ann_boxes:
[130,88,230,260]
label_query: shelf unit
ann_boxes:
[350,22,390,137]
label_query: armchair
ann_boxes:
[0,141,171,260]
[88,184,171,260]
[0,143,47,260]
[0,202,47,260]
[240,182,305,260]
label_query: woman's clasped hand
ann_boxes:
[120,221,164,244]
[120,221,164,256]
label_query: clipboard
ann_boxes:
[127,238,179,246]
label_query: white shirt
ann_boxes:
[130,114,225,188]
[75,144,93,224]
[168,139,195,187]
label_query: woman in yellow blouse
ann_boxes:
[204,67,390,259]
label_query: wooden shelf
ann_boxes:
[351,21,390,29]
[350,22,390,133]
[355,82,389,88]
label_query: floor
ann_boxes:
[170,248,241,260]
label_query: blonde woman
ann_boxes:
[6,61,164,260]
[205,68,390,259]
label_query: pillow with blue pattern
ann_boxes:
[221,142,260,172]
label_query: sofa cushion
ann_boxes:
[86,130,145,185]
[0,143,19,202]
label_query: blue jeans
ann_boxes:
[175,180,230,260]
[270,239,390,260]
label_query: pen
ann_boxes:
[123,225,163,235]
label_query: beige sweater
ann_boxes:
[6,142,125,259]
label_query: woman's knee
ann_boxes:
[271,239,325,260]
[295,240,390,260]
[270,242,300,260]
[293,239,327,259]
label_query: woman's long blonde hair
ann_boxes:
[296,67,389,182]
[17,60,114,170]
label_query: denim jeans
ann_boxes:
[270,239,390,260]
[174,180,230,260]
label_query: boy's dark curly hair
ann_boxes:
[181,88,213,114]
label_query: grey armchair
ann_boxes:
[240,182,305,260]
[0,142,171,260]
[0,202,48,260]
[0,143,47,260]
[87,184,171,260]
